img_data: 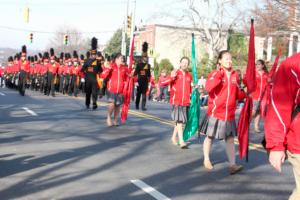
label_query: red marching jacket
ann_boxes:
[169,69,192,106]
[48,63,59,74]
[64,65,72,75]
[205,68,246,121]
[72,65,82,76]
[101,63,128,94]
[265,53,300,153]
[18,60,30,73]
[58,65,64,75]
[252,70,268,101]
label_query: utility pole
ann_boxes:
[129,0,136,56]
[121,0,129,56]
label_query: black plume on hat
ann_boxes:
[43,52,49,59]
[73,50,78,58]
[65,53,71,60]
[142,42,149,58]
[34,55,38,61]
[142,42,148,53]
[50,48,55,57]
[91,37,98,50]
[80,54,84,60]
[15,53,20,60]
[8,56,13,62]
[86,51,90,59]
[22,45,27,54]
[97,51,102,57]
[30,56,34,62]
[60,52,64,59]
[38,53,43,58]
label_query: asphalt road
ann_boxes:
[0,87,295,200]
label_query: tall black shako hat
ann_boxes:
[21,45,27,57]
[73,50,79,62]
[142,42,148,58]
[50,48,55,60]
[8,56,13,62]
[65,53,71,61]
[90,37,98,55]
[43,52,49,62]
[60,52,64,61]
[86,51,90,59]
[80,54,85,61]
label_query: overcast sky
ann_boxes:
[0,0,256,51]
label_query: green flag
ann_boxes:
[183,33,201,141]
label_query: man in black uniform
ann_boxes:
[81,37,102,110]
[134,42,151,110]
[18,45,30,96]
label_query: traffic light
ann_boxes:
[23,7,29,23]
[127,15,132,35]
[64,34,68,45]
[29,32,33,43]
[149,48,154,57]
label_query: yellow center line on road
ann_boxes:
[75,95,265,152]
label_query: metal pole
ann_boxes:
[121,0,129,56]
[129,0,136,56]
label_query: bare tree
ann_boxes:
[46,25,90,55]
[251,0,296,36]
[163,0,248,61]
[274,0,300,30]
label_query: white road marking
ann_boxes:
[131,179,171,200]
[22,107,38,116]
[0,92,5,96]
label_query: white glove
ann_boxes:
[81,78,85,83]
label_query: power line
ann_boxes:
[0,25,116,34]
[0,0,127,7]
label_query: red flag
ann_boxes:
[269,48,282,80]
[121,36,135,123]
[243,19,256,93]
[238,19,256,161]
[238,96,253,160]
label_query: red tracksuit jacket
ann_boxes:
[101,63,128,94]
[158,75,171,87]
[169,69,192,106]
[265,53,300,153]
[206,68,246,121]
[252,70,268,101]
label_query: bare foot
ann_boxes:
[113,119,120,126]
[171,138,178,145]
[107,117,113,127]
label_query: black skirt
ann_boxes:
[199,114,237,140]
[107,91,124,106]
[171,105,189,123]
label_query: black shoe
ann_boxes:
[142,107,147,111]
[92,104,98,110]
[86,105,90,109]
[136,106,139,110]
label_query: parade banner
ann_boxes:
[238,19,256,160]
[121,36,135,123]
[183,33,200,141]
